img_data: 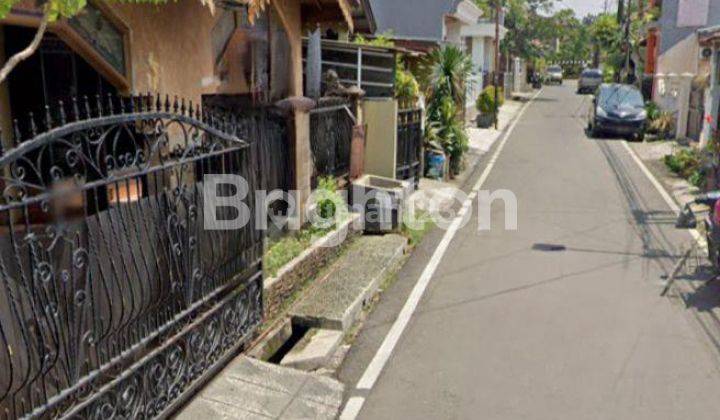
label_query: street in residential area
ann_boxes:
[5,0,720,419]
[339,82,720,419]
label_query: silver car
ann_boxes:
[546,65,563,85]
[577,68,603,94]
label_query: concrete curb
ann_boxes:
[265,213,361,291]
[263,213,362,322]
[292,238,408,332]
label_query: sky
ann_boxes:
[555,0,617,17]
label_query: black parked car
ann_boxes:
[577,68,603,94]
[587,83,647,141]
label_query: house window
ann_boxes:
[4,26,118,142]
[715,50,720,86]
[68,2,127,77]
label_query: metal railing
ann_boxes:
[396,108,423,187]
[0,94,264,419]
[309,99,355,185]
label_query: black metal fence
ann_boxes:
[309,100,354,186]
[0,94,263,419]
[396,108,423,187]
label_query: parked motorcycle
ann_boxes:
[676,190,720,271]
[529,72,543,89]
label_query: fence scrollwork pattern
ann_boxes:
[0,94,264,419]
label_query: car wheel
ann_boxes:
[587,119,597,137]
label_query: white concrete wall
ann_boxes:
[471,36,485,73]
[444,18,463,46]
[655,73,694,139]
[702,46,720,146]
[483,38,495,71]
[656,33,700,76]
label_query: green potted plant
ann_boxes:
[476,85,504,128]
[650,111,675,140]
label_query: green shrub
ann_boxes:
[395,68,420,106]
[315,176,343,220]
[602,67,615,83]
[689,170,704,188]
[476,85,504,114]
[664,148,701,178]
[645,101,661,122]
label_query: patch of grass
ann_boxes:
[401,210,436,246]
[264,225,332,277]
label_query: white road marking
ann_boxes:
[339,89,543,420]
[620,140,704,245]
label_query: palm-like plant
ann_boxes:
[425,46,473,113]
[423,45,472,177]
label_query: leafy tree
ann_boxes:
[589,13,623,78]
[549,8,592,74]
[501,0,557,60]
[0,0,268,83]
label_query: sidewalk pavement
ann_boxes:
[177,356,344,420]
[177,98,528,420]
[414,99,524,212]
[628,140,700,213]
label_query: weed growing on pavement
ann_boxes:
[402,210,435,246]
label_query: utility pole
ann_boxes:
[623,0,633,83]
[493,0,501,129]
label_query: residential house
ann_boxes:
[0,0,355,418]
[645,0,720,142]
[699,24,720,143]
[366,0,506,108]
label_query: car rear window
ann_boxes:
[598,85,644,108]
[548,66,562,72]
[582,70,602,78]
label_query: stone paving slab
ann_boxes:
[176,356,344,420]
[280,328,343,370]
[289,234,407,331]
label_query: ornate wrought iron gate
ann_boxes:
[0,95,263,419]
[309,100,354,186]
[395,108,423,187]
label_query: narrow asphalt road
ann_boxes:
[340,83,720,419]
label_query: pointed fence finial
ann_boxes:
[58,100,67,125]
[107,93,115,115]
[156,93,162,112]
[44,105,53,131]
[96,94,103,117]
[72,97,80,121]
[28,112,37,137]
[164,94,170,112]
[13,119,21,144]
[173,96,179,113]
[181,98,186,115]
[83,95,91,119]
